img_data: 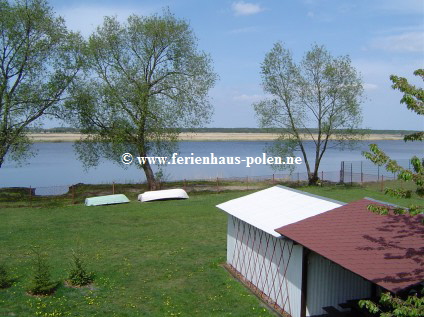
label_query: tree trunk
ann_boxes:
[308,172,320,185]
[0,139,8,170]
[308,162,320,184]
[142,160,157,191]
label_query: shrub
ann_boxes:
[0,263,13,289]
[67,251,94,287]
[27,249,57,296]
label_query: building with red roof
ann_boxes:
[218,189,423,317]
[275,198,424,295]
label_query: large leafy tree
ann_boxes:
[65,11,216,190]
[0,0,83,169]
[363,69,423,216]
[254,43,364,185]
[360,69,424,317]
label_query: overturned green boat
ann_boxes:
[85,194,130,206]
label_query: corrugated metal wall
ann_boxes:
[227,215,303,317]
[306,252,372,316]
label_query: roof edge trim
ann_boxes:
[273,185,346,206]
[363,197,401,209]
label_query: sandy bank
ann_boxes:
[28,132,406,142]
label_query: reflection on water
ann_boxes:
[0,140,422,187]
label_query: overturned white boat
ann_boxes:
[85,194,130,206]
[138,188,189,202]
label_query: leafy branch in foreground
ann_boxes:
[390,69,424,142]
[363,144,423,217]
[362,69,423,316]
[359,290,424,317]
[363,69,424,217]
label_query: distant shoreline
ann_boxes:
[28,132,406,142]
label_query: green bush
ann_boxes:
[67,251,94,287]
[27,249,58,296]
[359,288,424,317]
[0,263,13,289]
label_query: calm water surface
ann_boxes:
[0,140,422,187]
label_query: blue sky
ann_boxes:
[49,0,424,130]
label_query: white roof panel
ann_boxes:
[216,185,343,237]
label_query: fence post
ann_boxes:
[361,161,363,185]
[381,175,384,192]
[272,174,275,185]
[321,171,324,181]
[112,182,115,195]
[72,185,75,205]
[29,186,32,208]
[340,161,344,183]
[350,163,353,185]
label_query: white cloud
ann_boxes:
[371,31,424,52]
[363,83,378,91]
[232,1,264,16]
[233,94,264,102]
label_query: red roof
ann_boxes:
[275,198,424,293]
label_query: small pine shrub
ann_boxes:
[0,264,13,289]
[27,249,57,296]
[67,251,94,287]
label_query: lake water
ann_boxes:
[0,140,422,187]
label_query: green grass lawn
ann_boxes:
[299,183,423,206]
[0,191,274,317]
[0,186,422,316]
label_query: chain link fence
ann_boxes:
[340,158,413,183]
